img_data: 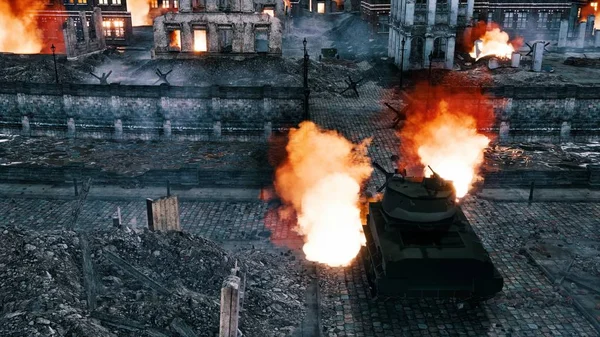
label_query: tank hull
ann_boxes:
[363,202,504,299]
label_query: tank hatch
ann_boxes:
[374,162,457,223]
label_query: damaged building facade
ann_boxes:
[152,0,282,58]
[63,7,107,59]
[388,0,474,70]
[148,0,288,22]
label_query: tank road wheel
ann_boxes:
[361,248,378,298]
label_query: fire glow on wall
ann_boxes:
[194,30,207,52]
[169,30,181,49]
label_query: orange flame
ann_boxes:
[397,83,495,198]
[0,0,46,54]
[169,30,181,49]
[468,21,523,61]
[129,0,152,26]
[579,3,600,30]
[273,121,373,267]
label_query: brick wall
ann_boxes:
[0,82,305,142]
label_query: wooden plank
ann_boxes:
[104,251,172,296]
[219,275,241,337]
[80,234,97,311]
[146,198,154,231]
[170,317,199,337]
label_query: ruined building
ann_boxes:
[152,0,282,58]
[388,0,474,70]
[63,7,107,59]
[148,0,288,22]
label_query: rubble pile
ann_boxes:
[0,226,308,337]
[0,53,107,84]
[563,57,600,68]
[0,136,268,176]
[483,142,600,171]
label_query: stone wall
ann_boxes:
[0,82,304,142]
[412,85,600,143]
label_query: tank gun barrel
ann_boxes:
[373,162,394,179]
[427,165,439,178]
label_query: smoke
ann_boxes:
[128,0,152,26]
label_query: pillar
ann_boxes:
[181,23,193,52]
[560,121,571,141]
[79,11,90,43]
[499,120,510,143]
[427,0,436,25]
[449,0,458,26]
[180,0,192,12]
[424,37,434,67]
[93,7,106,48]
[405,0,415,26]
[163,120,172,138]
[402,36,411,71]
[264,122,272,140]
[67,118,75,138]
[241,0,253,12]
[219,275,241,337]
[213,121,222,137]
[532,41,544,72]
[558,20,568,48]
[206,0,217,12]
[114,119,123,140]
[389,29,396,58]
[577,23,586,49]
[21,116,30,136]
[243,23,255,53]
[445,36,455,69]
[466,0,474,24]
[595,29,600,48]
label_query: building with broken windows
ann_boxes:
[388,0,474,70]
[152,0,282,58]
[33,0,132,53]
[148,0,288,22]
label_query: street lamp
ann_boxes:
[428,51,433,86]
[51,44,59,84]
[399,37,406,88]
[302,38,310,121]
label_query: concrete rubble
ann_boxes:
[0,226,308,337]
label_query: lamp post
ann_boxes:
[51,44,59,84]
[428,51,433,86]
[399,37,406,88]
[302,38,310,121]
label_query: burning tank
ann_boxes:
[362,160,503,301]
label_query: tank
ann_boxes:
[362,161,504,301]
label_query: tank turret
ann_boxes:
[362,158,504,302]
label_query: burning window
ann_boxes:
[174,0,179,8]
[218,27,232,52]
[193,30,207,52]
[317,2,325,13]
[103,19,125,39]
[592,2,598,11]
[98,0,108,4]
[151,0,159,8]
[263,7,275,17]
[162,0,170,8]
[169,30,181,50]
[112,0,122,4]
[77,0,87,4]
[255,29,269,53]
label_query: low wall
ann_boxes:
[413,85,600,143]
[0,82,305,142]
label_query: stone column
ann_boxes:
[181,23,193,52]
[576,23,586,49]
[93,7,106,47]
[79,11,90,43]
[21,116,30,136]
[560,121,571,141]
[206,0,218,12]
[532,41,543,72]
[67,118,75,138]
[402,36,411,71]
[264,122,272,140]
[243,23,255,53]
[595,29,600,48]
[153,16,168,50]
[180,0,192,12]
[114,119,123,140]
[424,36,434,67]
[445,36,455,69]
[466,0,474,25]
[208,23,219,52]
[389,29,396,58]
[449,0,458,26]
[558,20,568,48]
[213,121,222,138]
[427,0,436,25]
[499,120,510,143]
[405,0,415,26]
[163,120,172,138]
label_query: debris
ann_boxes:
[90,70,112,85]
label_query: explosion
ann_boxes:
[397,84,495,198]
[128,0,152,26]
[273,121,373,267]
[0,0,46,54]
[579,3,600,30]
[467,21,523,61]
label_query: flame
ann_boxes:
[397,83,495,198]
[169,30,181,49]
[0,0,46,54]
[128,0,152,26]
[579,3,600,30]
[273,121,373,267]
[468,21,523,61]
[194,30,207,52]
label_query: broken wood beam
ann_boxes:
[80,234,97,311]
[104,251,172,296]
[170,318,199,337]
[219,274,242,337]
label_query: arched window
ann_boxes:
[410,37,424,67]
[432,37,447,60]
